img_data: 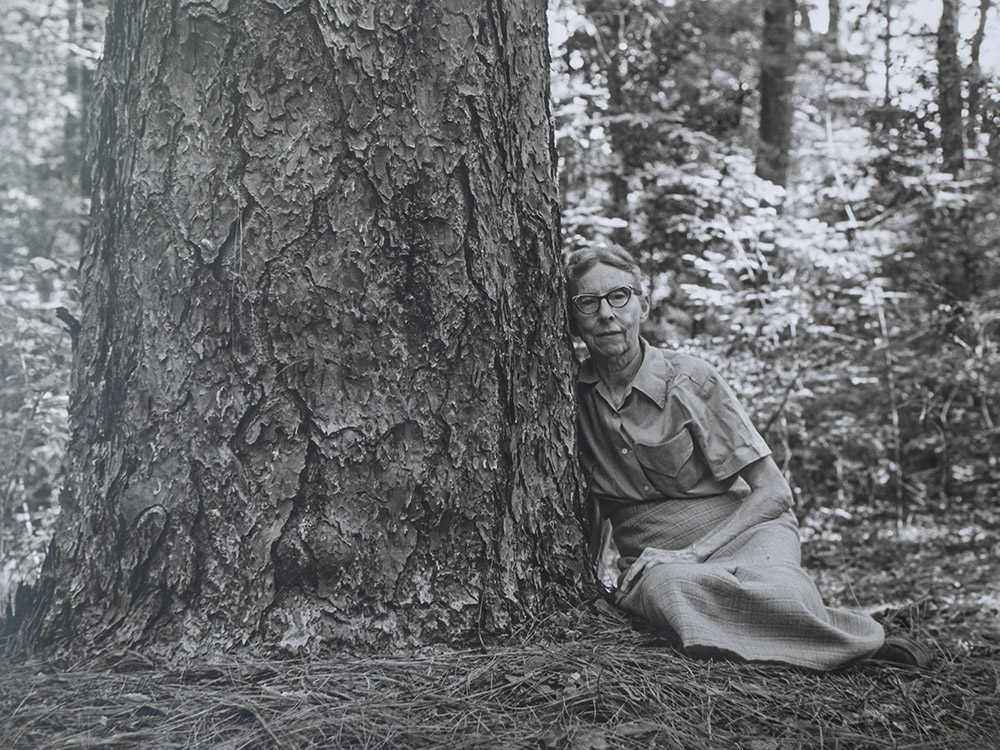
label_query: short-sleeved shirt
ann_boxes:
[576,341,771,508]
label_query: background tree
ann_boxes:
[757,0,799,186]
[64,0,100,191]
[826,0,842,52]
[965,0,993,148]
[20,0,584,656]
[936,0,965,173]
[882,0,893,105]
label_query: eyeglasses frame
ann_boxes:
[570,286,643,315]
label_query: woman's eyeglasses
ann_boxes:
[571,286,640,315]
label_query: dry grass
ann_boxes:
[1,602,996,750]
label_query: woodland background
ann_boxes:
[1,1,999,747]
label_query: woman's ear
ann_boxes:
[639,293,650,322]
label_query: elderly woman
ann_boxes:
[566,244,929,670]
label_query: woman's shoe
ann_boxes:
[871,635,934,668]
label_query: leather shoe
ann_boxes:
[871,635,933,668]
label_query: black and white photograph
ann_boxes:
[1,0,998,747]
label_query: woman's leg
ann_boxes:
[616,515,884,670]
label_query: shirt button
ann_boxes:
[643,485,651,492]
[621,447,629,455]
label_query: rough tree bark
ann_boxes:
[936,0,965,174]
[757,0,798,187]
[21,0,584,657]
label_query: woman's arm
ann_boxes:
[686,456,793,561]
[617,456,792,593]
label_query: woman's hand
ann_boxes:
[616,546,701,595]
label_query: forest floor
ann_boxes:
[0,506,998,750]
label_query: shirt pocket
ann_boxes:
[633,428,703,495]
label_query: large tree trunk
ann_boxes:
[756,0,798,187]
[936,0,965,174]
[22,0,583,656]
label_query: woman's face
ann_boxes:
[572,263,648,363]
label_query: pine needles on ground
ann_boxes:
[1,604,996,750]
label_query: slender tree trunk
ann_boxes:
[937,0,965,174]
[826,0,841,53]
[882,0,892,106]
[22,0,583,657]
[605,42,631,245]
[591,3,631,245]
[757,0,798,186]
[966,0,993,148]
[63,0,100,190]
[799,1,813,33]
[64,0,100,232]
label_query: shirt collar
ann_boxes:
[578,338,669,409]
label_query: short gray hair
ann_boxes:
[564,244,642,297]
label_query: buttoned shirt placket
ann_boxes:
[598,387,655,499]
